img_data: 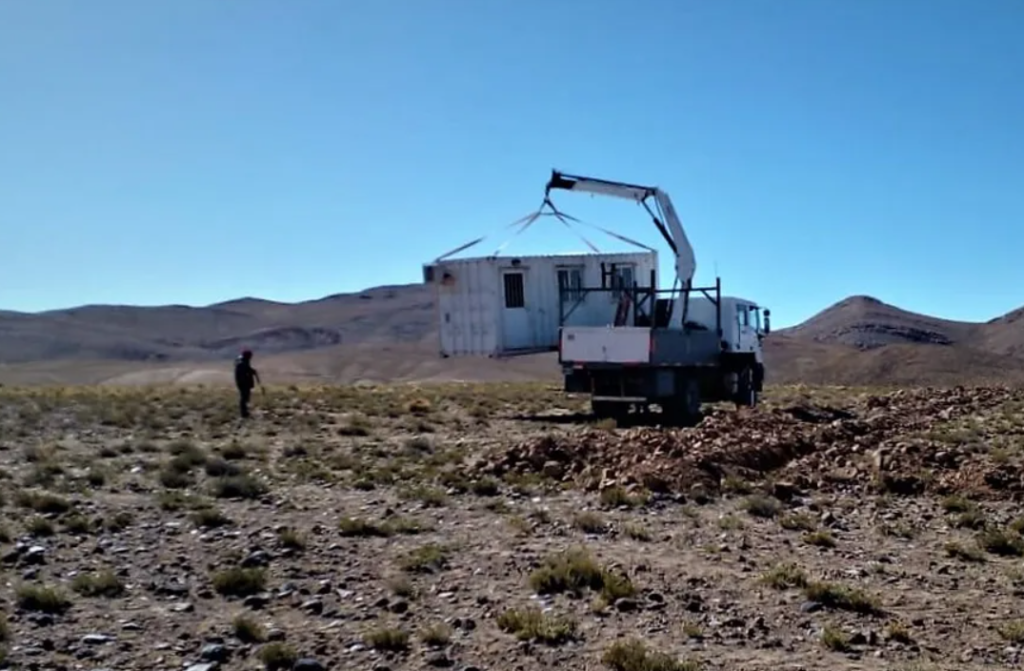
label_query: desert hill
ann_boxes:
[3,284,1024,387]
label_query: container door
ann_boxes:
[500,270,531,350]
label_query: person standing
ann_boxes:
[234,349,261,419]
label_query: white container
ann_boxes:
[422,251,658,357]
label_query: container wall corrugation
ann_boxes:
[431,251,658,357]
[436,257,501,356]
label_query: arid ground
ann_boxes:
[3,382,1024,671]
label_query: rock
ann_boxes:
[614,598,639,612]
[242,550,271,567]
[293,660,326,671]
[800,601,822,613]
[200,643,231,661]
[389,600,409,614]
[24,546,47,565]
[244,594,270,610]
[185,664,218,671]
[81,634,114,645]
[301,599,324,615]
[426,653,454,668]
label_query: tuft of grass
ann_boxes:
[528,547,635,602]
[803,530,837,548]
[398,543,450,573]
[601,638,700,671]
[15,583,72,614]
[210,474,268,500]
[419,622,452,647]
[257,642,298,671]
[940,494,975,513]
[802,581,881,615]
[945,540,986,562]
[779,512,817,532]
[623,523,652,541]
[211,567,267,597]
[277,527,306,551]
[998,620,1024,644]
[364,626,410,652]
[26,516,55,537]
[573,511,608,534]
[191,507,233,529]
[496,606,578,645]
[16,490,73,515]
[760,562,808,590]
[234,613,266,643]
[399,484,449,508]
[742,494,783,519]
[977,527,1024,556]
[885,620,913,644]
[820,624,850,651]
[71,570,125,598]
[600,486,649,508]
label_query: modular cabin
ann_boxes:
[422,251,659,357]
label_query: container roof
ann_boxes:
[432,250,656,264]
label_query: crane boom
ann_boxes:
[544,170,697,288]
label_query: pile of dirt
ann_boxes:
[482,387,1024,499]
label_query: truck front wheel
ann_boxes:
[735,366,758,408]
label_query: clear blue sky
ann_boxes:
[2,0,1023,328]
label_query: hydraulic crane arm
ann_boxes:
[544,170,697,288]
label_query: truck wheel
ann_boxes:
[592,400,627,421]
[663,379,702,426]
[735,366,757,408]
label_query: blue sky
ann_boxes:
[2,0,1023,328]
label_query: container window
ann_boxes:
[503,272,525,308]
[611,265,635,299]
[557,267,583,302]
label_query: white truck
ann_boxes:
[546,171,772,422]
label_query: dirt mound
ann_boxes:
[482,387,1024,499]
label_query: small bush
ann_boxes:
[528,547,635,601]
[601,638,699,671]
[364,626,410,652]
[234,613,266,643]
[258,642,298,670]
[497,606,577,645]
[760,563,808,590]
[71,570,125,598]
[803,581,881,615]
[210,474,267,500]
[821,624,850,651]
[419,622,452,647]
[398,543,449,573]
[978,528,1024,556]
[212,567,267,597]
[16,584,72,614]
[191,507,233,529]
[742,494,782,519]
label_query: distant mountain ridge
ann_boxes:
[3,285,1024,387]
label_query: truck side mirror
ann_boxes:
[763,309,771,334]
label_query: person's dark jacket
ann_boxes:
[234,356,257,390]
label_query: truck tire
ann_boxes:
[663,378,702,426]
[735,366,757,408]
[592,400,628,421]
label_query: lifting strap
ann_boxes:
[432,196,657,263]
